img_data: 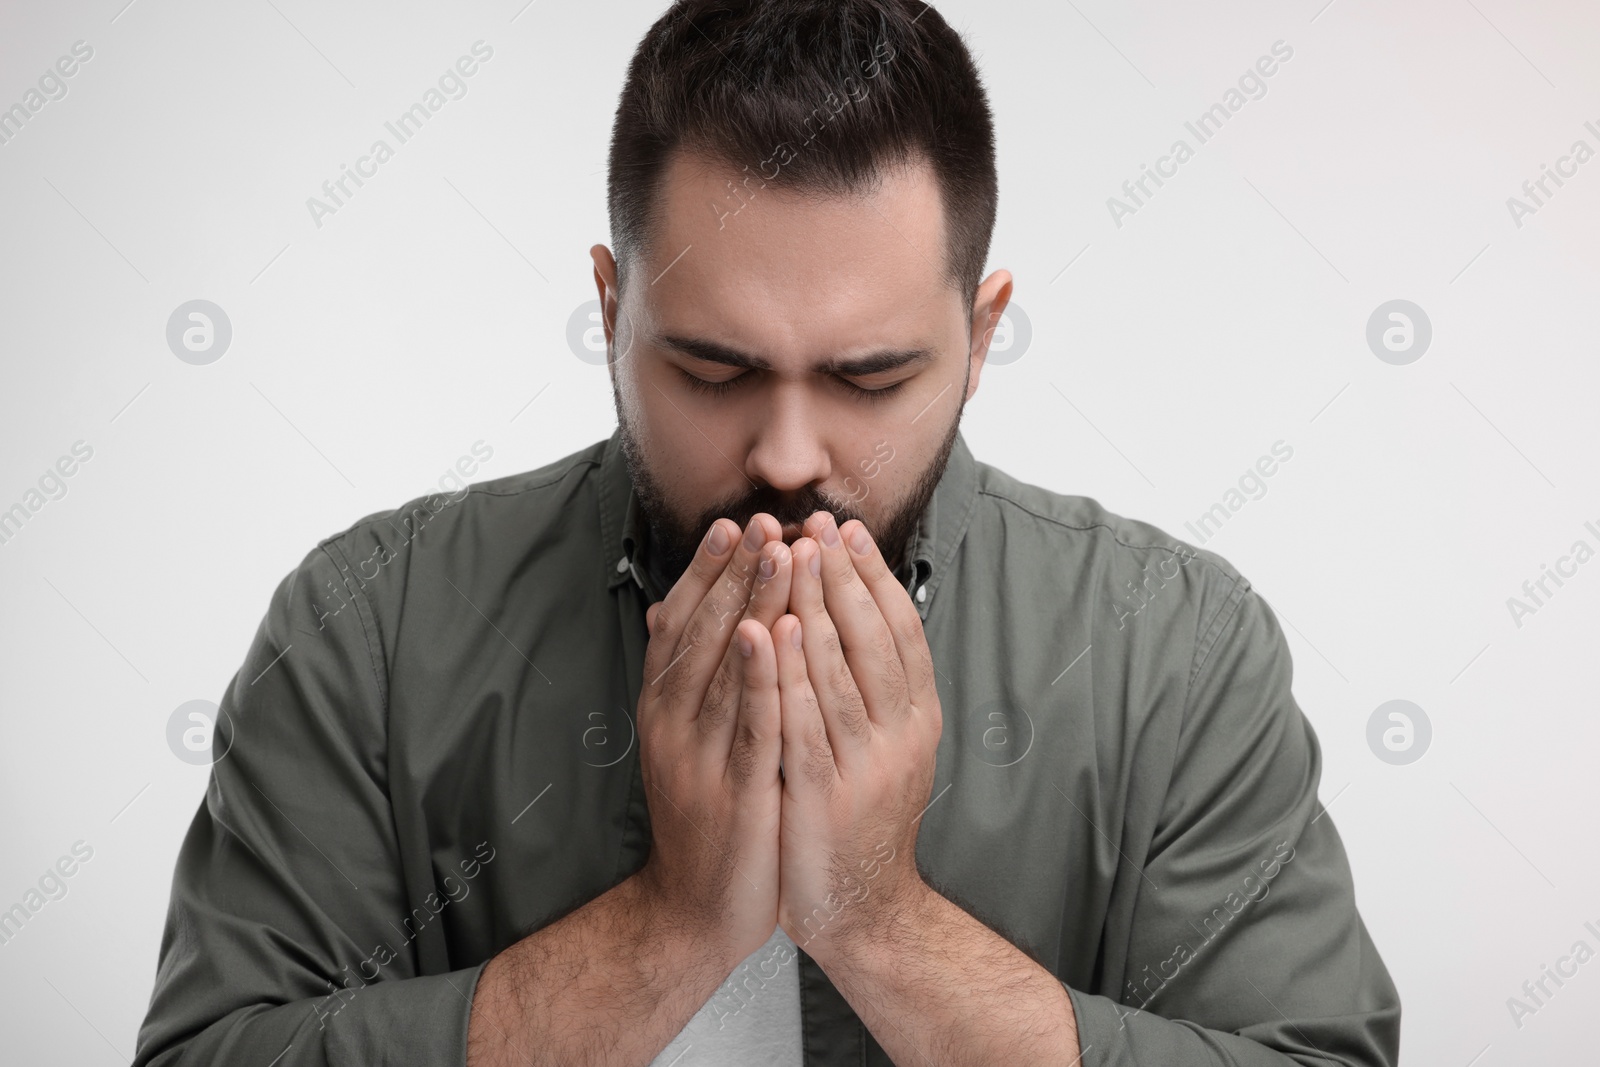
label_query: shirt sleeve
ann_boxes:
[134,539,487,1066]
[1064,579,1401,1066]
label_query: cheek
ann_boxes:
[627,373,693,448]
[639,410,737,504]
[837,437,903,508]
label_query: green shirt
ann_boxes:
[134,428,1400,1066]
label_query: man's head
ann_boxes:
[592,0,1011,583]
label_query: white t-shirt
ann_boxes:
[649,924,804,1066]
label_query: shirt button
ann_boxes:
[916,585,927,603]
[615,555,630,574]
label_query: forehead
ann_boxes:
[637,149,957,360]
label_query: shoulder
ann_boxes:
[314,437,609,568]
[263,438,613,692]
[970,455,1248,592]
[967,456,1256,676]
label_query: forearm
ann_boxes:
[467,872,738,1067]
[818,882,1079,1066]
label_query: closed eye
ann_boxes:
[678,369,907,404]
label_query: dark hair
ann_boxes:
[606,0,998,318]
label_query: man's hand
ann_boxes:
[635,514,795,966]
[772,511,943,965]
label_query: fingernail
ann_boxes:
[743,516,764,551]
[759,556,776,581]
[737,631,753,657]
[707,522,730,555]
[821,515,841,547]
[848,525,872,555]
[809,547,821,577]
[791,621,803,649]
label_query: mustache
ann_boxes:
[695,486,864,533]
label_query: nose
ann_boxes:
[744,382,831,494]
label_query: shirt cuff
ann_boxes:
[1062,982,1286,1067]
[312,961,489,1065]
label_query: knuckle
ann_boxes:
[689,549,722,585]
[893,615,922,647]
[871,626,898,667]
[738,688,767,733]
[882,667,910,711]
[653,605,679,638]
[825,657,855,699]
[719,559,755,598]
[803,719,828,752]
[803,723,835,789]
[838,692,870,738]
[728,707,764,786]
[659,651,695,707]
[706,589,745,628]
[676,606,723,661]
[702,664,735,724]
[727,737,754,788]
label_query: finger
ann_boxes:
[700,538,794,748]
[642,517,738,687]
[787,535,871,771]
[805,511,911,726]
[743,539,794,629]
[726,618,782,797]
[656,514,779,714]
[837,517,936,714]
[774,613,836,799]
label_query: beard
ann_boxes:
[613,374,966,591]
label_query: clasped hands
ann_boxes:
[635,510,943,971]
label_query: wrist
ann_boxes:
[806,875,940,975]
[622,869,745,977]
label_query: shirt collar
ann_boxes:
[599,427,978,620]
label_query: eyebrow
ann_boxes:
[656,334,936,377]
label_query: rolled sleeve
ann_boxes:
[134,541,483,1066]
[1067,581,1400,1066]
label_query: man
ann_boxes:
[135,1,1400,1064]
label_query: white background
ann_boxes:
[1,0,1596,1063]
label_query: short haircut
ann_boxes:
[606,0,998,317]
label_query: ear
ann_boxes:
[966,269,1014,402]
[591,244,638,383]
[591,245,618,380]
